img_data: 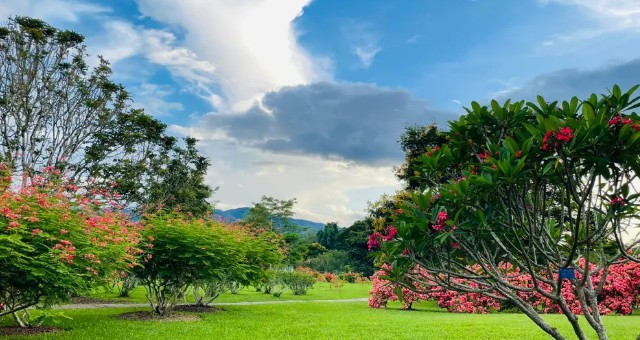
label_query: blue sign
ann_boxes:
[559,267,576,279]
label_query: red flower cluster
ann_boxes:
[383,225,397,241]
[425,146,441,157]
[478,150,491,162]
[542,127,574,151]
[610,196,626,206]
[432,210,448,232]
[368,232,381,250]
[609,115,640,131]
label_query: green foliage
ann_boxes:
[0,174,140,327]
[396,125,448,190]
[317,222,340,249]
[0,16,214,218]
[279,270,316,295]
[335,219,376,276]
[244,196,298,233]
[305,250,350,273]
[134,214,282,314]
[376,85,640,339]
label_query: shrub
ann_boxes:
[370,261,640,315]
[340,272,362,283]
[0,167,141,326]
[134,213,245,315]
[136,215,283,312]
[281,270,316,295]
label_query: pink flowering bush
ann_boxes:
[0,166,142,327]
[370,260,640,315]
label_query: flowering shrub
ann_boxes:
[0,166,141,326]
[370,261,640,315]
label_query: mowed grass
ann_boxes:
[88,282,372,304]
[2,301,640,339]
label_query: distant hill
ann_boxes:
[214,207,325,231]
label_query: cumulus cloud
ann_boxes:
[92,21,216,99]
[539,0,640,45]
[191,139,400,225]
[496,58,640,102]
[176,82,457,165]
[135,0,331,112]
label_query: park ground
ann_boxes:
[2,282,640,339]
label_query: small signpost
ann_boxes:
[559,267,576,279]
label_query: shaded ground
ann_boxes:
[0,326,61,336]
[116,311,200,322]
[56,297,369,310]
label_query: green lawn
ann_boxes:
[2,301,640,339]
[87,282,372,304]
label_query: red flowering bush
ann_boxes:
[0,166,141,327]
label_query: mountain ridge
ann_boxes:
[213,207,326,231]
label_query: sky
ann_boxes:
[2,0,640,226]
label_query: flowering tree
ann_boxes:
[372,85,640,340]
[0,166,141,327]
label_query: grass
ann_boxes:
[88,282,372,304]
[2,300,640,339]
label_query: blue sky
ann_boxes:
[2,0,640,225]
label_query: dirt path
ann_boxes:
[56,297,369,310]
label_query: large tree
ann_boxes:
[374,85,640,340]
[0,17,128,179]
[0,17,214,216]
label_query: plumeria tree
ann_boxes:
[372,85,640,340]
[0,165,142,327]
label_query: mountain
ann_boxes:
[213,207,326,231]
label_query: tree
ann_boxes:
[140,137,214,217]
[244,196,298,232]
[317,222,340,249]
[0,17,214,217]
[336,219,375,276]
[0,17,128,180]
[396,125,448,190]
[373,85,640,340]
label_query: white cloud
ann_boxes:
[93,21,216,96]
[135,0,331,112]
[539,0,640,45]
[343,21,381,69]
[190,138,399,226]
[0,0,109,23]
[132,83,184,117]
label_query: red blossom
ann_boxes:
[368,232,382,250]
[611,196,626,206]
[383,225,397,241]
